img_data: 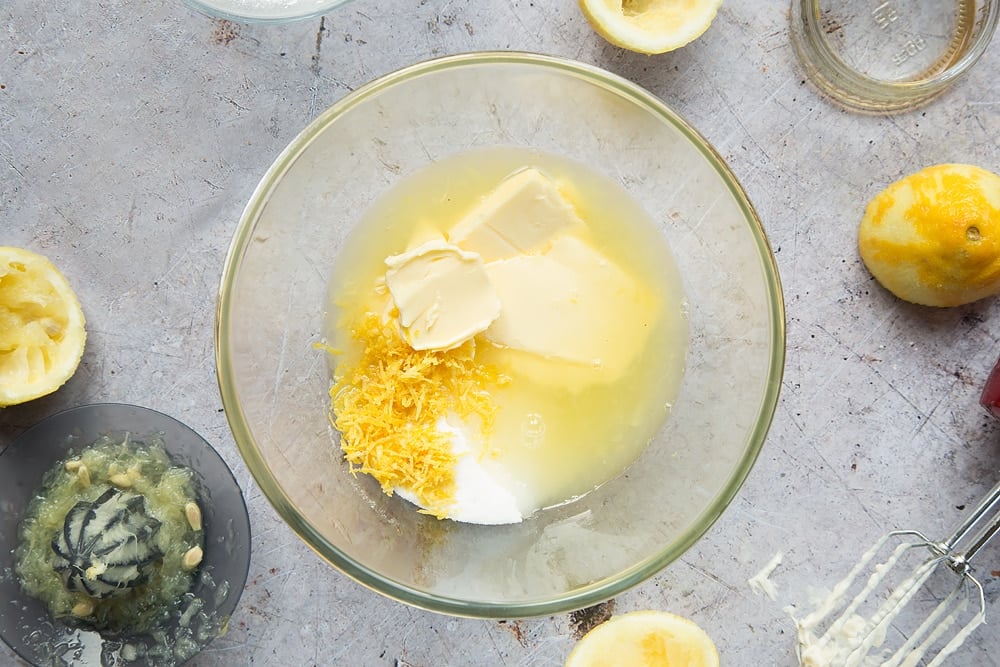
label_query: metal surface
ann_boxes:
[2,1,999,665]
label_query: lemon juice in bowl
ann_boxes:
[323,147,688,524]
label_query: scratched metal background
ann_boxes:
[3,1,1000,665]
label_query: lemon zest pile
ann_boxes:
[327,312,509,518]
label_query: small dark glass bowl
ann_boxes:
[0,403,251,666]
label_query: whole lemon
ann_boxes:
[858,163,1000,307]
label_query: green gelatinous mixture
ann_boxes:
[15,434,205,635]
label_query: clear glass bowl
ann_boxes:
[216,52,785,618]
[0,404,251,666]
[790,0,999,112]
[183,0,350,24]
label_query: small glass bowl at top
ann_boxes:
[790,0,999,113]
[183,0,350,24]
[0,403,251,667]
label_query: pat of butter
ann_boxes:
[384,240,501,351]
[483,235,656,379]
[448,167,586,262]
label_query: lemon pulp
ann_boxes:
[579,0,723,54]
[0,246,86,406]
[15,435,203,633]
[565,610,720,667]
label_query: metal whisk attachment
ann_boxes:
[794,479,1000,667]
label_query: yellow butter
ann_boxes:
[384,240,500,351]
[448,167,586,262]
[484,235,656,380]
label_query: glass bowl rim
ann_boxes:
[215,50,786,618]
[182,0,352,24]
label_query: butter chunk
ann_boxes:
[484,236,656,379]
[385,240,501,351]
[448,168,586,262]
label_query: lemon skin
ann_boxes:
[858,164,1000,307]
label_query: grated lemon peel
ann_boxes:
[326,311,509,518]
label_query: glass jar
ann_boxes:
[790,0,999,112]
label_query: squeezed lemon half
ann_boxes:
[858,163,1000,307]
[0,247,86,406]
[565,610,720,667]
[579,0,723,55]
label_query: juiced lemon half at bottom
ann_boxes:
[579,0,723,55]
[0,247,86,407]
[565,610,720,667]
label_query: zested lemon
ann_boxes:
[579,0,723,55]
[858,163,1000,307]
[0,247,87,406]
[565,610,720,667]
